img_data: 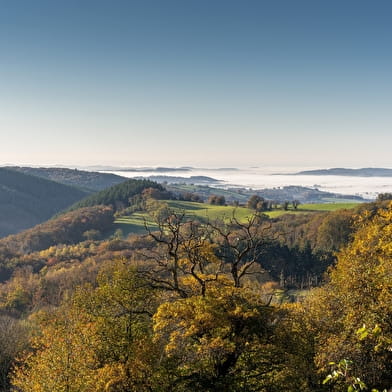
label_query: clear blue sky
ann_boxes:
[1,0,391,167]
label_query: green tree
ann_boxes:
[247,195,263,210]
[376,192,392,201]
[208,195,226,205]
[292,200,300,210]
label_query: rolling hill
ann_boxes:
[0,168,89,237]
[114,199,360,236]
[67,178,165,211]
[294,167,392,177]
[6,166,127,191]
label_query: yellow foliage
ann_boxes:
[153,285,276,386]
[12,306,98,392]
[304,202,392,389]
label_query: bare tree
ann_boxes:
[207,212,274,288]
[141,207,277,294]
[141,209,223,297]
[141,210,188,297]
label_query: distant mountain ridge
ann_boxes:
[83,165,239,172]
[294,168,392,177]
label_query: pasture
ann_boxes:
[114,200,360,236]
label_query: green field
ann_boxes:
[165,200,253,221]
[114,200,360,236]
[115,213,159,235]
[298,202,360,211]
[265,202,360,217]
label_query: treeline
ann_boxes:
[259,201,392,286]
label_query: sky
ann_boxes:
[0,0,391,168]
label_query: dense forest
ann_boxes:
[0,176,390,391]
[0,205,114,280]
[67,178,166,211]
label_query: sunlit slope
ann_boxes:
[114,200,359,235]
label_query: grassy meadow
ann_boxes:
[114,200,360,236]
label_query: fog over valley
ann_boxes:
[101,166,392,199]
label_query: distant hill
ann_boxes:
[6,166,127,191]
[138,175,220,184]
[67,178,165,211]
[165,184,366,203]
[0,168,88,237]
[294,168,392,177]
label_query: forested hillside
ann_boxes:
[0,168,88,237]
[68,178,166,211]
[7,166,126,191]
[0,205,114,280]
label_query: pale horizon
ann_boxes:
[2,160,392,171]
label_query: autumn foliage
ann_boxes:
[1,202,391,391]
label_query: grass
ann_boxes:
[297,202,360,211]
[115,213,158,235]
[164,200,253,222]
[265,202,359,218]
[114,200,360,235]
